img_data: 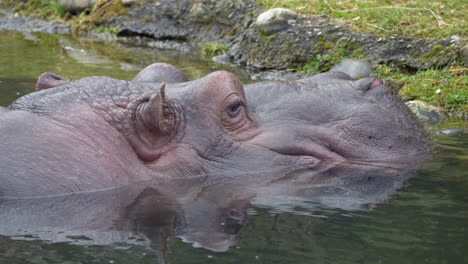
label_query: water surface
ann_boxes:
[0,31,467,264]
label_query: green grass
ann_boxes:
[373,65,467,114]
[299,53,341,72]
[298,42,366,72]
[201,42,228,57]
[9,0,66,20]
[257,0,467,39]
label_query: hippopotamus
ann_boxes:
[0,63,430,198]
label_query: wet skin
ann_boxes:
[0,63,430,198]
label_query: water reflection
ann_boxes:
[0,31,249,106]
[0,162,419,263]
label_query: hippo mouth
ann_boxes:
[246,128,418,169]
[247,130,346,163]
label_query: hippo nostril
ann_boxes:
[369,79,384,89]
[355,77,385,92]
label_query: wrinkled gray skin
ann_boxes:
[0,63,430,198]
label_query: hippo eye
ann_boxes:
[223,93,247,119]
[228,102,243,117]
[222,94,253,133]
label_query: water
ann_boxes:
[0,31,248,106]
[0,31,467,264]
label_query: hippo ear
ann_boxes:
[142,82,177,135]
[129,82,181,162]
[155,82,176,134]
[36,72,70,91]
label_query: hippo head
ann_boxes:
[127,66,429,173]
[17,63,429,182]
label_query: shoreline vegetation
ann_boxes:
[0,0,466,116]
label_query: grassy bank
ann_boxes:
[375,66,467,114]
[257,0,466,39]
[1,0,65,20]
[259,0,467,115]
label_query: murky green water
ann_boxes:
[0,31,467,264]
[0,31,248,106]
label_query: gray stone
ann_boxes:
[107,0,256,44]
[59,0,99,11]
[438,128,467,136]
[405,100,447,126]
[256,8,298,35]
[329,59,372,79]
[0,11,71,34]
[121,0,140,5]
[147,40,193,53]
[460,44,468,66]
[212,54,231,64]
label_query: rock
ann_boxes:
[256,8,298,35]
[329,59,371,79]
[231,13,462,71]
[251,71,316,81]
[437,128,467,136]
[59,0,99,11]
[121,0,139,5]
[147,40,193,52]
[460,44,468,66]
[108,0,256,43]
[405,100,447,126]
[120,62,142,71]
[212,54,231,64]
[0,11,71,34]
